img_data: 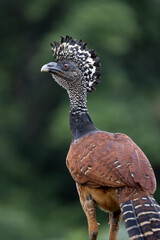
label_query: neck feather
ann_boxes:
[69,110,98,141]
[68,87,98,141]
[67,86,87,111]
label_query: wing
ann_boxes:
[66,131,156,195]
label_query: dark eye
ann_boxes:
[63,63,69,69]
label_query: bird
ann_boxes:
[41,36,160,240]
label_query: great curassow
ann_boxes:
[41,36,160,240]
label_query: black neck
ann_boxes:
[69,109,98,141]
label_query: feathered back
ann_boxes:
[50,36,101,92]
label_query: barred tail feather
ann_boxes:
[120,196,160,240]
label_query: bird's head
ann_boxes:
[41,36,101,93]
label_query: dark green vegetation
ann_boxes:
[0,0,160,239]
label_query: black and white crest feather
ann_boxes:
[50,36,101,92]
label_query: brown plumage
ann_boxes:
[67,131,159,240]
[67,131,156,195]
[41,36,160,240]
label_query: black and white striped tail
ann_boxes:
[120,196,160,240]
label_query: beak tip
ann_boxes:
[41,64,49,72]
[41,62,58,74]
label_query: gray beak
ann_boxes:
[41,62,60,73]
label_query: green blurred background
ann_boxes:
[0,0,160,239]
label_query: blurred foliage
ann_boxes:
[0,0,160,239]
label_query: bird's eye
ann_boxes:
[63,63,69,69]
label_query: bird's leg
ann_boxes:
[109,211,122,240]
[76,184,98,240]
